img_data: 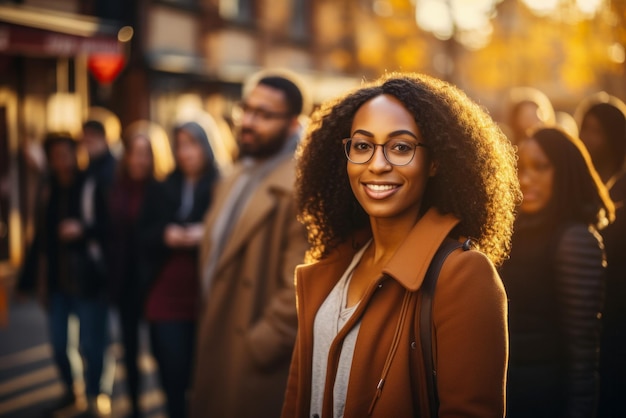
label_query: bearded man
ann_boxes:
[189,70,310,418]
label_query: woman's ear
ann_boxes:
[429,160,438,177]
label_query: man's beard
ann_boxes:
[238,125,291,159]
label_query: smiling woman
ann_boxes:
[282,72,521,418]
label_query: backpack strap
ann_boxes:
[420,238,471,417]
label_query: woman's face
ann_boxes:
[175,129,206,178]
[513,102,541,136]
[579,113,608,168]
[125,135,153,181]
[347,94,435,224]
[517,138,554,214]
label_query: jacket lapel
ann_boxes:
[213,158,295,274]
[199,168,241,267]
[383,208,460,291]
[296,229,372,310]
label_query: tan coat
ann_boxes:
[190,157,309,418]
[282,209,508,418]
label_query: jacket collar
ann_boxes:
[212,156,296,272]
[301,208,460,292]
[383,208,459,291]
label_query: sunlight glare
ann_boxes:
[576,0,603,16]
[521,0,559,15]
[415,0,454,40]
[451,0,493,31]
[608,43,625,64]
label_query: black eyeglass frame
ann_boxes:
[234,102,292,121]
[342,137,429,166]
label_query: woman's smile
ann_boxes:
[362,182,400,199]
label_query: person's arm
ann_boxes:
[17,180,49,295]
[554,224,605,418]
[245,201,309,370]
[433,249,508,418]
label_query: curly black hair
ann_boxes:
[296,72,521,265]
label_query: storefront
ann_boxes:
[0,3,125,297]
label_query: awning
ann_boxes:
[0,4,123,57]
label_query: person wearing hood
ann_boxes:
[138,121,219,418]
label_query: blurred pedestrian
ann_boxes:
[17,133,110,417]
[281,72,519,418]
[81,119,117,190]
[500,127,614,418]
[577,96,626,418]
[138,121,219,418]
[189,71,310,418]
[107,131,157,418]
[79,119,117,415]
[505,86,555,145]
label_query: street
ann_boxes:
[0,298,166,417]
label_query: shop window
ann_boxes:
[0,88,24,274]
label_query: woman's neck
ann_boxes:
[368,214,420,265]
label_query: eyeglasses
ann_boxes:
[342,137,428,166]
[234,102,291,122]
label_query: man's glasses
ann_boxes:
[234,102,291,122]
[342,137,428,166]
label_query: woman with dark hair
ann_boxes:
[281,72,520,418]
[577,97,626,418]
[500,127,614,418]
[579,100,626,186]
[107,132,156,418]
[138,121,219,418]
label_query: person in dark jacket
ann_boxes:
[138,121,219,418]
[577,96,626,418]
[82,119,117,191]
[78,119,117,414]
[107,131,157,418]
[18,133,110,416]
[500,127,615,418]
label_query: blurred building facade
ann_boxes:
[0,0,625,286]
[0,0,364,287]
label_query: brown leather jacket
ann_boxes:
[281,208,508,418]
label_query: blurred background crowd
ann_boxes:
[0,0,625,417]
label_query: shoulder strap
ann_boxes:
[419,238,470,418]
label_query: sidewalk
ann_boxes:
[0,298,166,418]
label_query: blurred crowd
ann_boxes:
[5,68,626,418]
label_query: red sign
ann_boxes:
[87,53,126,84]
